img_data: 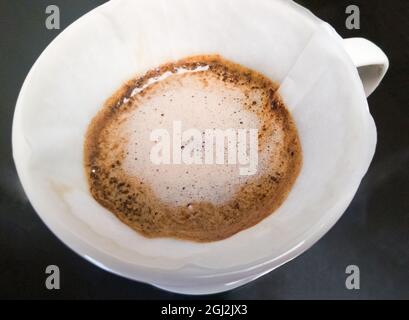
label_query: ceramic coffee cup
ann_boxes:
[12,0,388,294]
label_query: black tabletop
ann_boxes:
[0,0,408,300]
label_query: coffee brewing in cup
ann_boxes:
[84,55,302,242]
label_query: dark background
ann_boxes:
[0,0,408,300]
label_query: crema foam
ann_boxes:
[84,55,302,242]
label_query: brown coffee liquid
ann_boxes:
[84,55,302,242]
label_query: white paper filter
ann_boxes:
[13,0,376,278]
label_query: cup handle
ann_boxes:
[343,37,389,97]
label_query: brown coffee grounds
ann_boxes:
[84,55,302,242]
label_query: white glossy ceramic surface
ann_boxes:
[12,0,388,294]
